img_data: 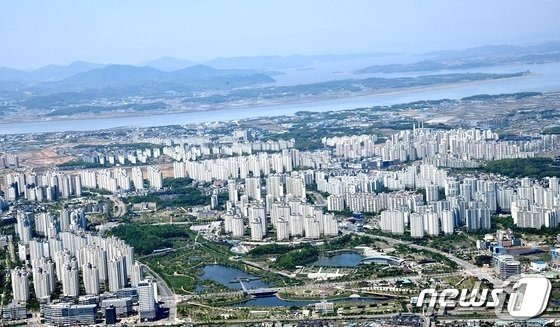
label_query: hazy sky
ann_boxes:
[2,0,560,69]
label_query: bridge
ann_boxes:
[238,279,279,297]
[185,271,462,301]
[360,254,405,266]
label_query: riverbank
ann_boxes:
[0,71,536,128]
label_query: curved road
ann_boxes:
[138,231,499,325]
[361,233,501,286]
[108,195,127,218]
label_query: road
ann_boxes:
[135,229,498,324]
[140,263,181,324]
[109,195,127,218]
[190,313,425,325]
[363,233,502,286]
[239,258,295,279]
[310,191,327,206]
[86,190,127,218]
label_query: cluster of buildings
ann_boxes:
[164,138,296,162]
[475,230,524,280]
[172,149,331,182]
[477,229,523,253]
[4,208,160,325]
[323,160,560,236]
[322,134,378,159]
[3,171,82,202]
[5,127,560,243]
[223,201,338,241]
[384,127,557,165]
[511,177,560,228]
[322,164,493,236]
[223,172,338,241]
[77,131,297,168]
[72,147,162,167]
[2,165,165,200]
[0,153,19,168]
[323,127,558,168]
[161,128,560,239]
[80,166,163,193]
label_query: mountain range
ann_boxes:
[356,42,560,74]
[423,42,560,59]
[0,52,392,85]
[0,64,275,93]
[2,43,560,94]
[0,61,104,82]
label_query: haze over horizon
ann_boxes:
[2,0,560,69]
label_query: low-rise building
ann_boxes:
[42,303,97,326]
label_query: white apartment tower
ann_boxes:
[61,263,80,297]
[173,161,186,178]
[441,210,455,235]
[138,279,158,320]
[410,213,425,238]
[108,257,125,292]
[83,263,100,295]
[11,268,30,303]
[245,177,261,201]
[147,166,163,190]
[132,167,144,190]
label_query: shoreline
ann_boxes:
[274,293,388,303]
[0,73,535,126]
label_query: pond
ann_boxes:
[313,252,364,267]
[197,264,270,291]
[197,264,386,307]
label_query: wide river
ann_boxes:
[1,62,560,135]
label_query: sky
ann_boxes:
[1,0,560,69]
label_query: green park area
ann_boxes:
[482,157,560,179]
[125,177,228,209]
[110,223,293,297]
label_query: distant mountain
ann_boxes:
[143,56,198,71]
[0,67,30,82]
[31,61,105,81]
[0,80,27,91]
[171,64,255,78]
[39,64,275,92]
[207,53,394,70]
[356,42,560,74]
[0,61,105,82]
[423,42,560,59]
[356,60,461,74]
[55,65,166,88]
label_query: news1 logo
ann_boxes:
[505,276,551,319]
[416,275,551,320]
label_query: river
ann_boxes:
[1,62,559,135]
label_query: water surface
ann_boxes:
[198,264,270,291]
[2,62,560,135]
[313,252,364,267]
